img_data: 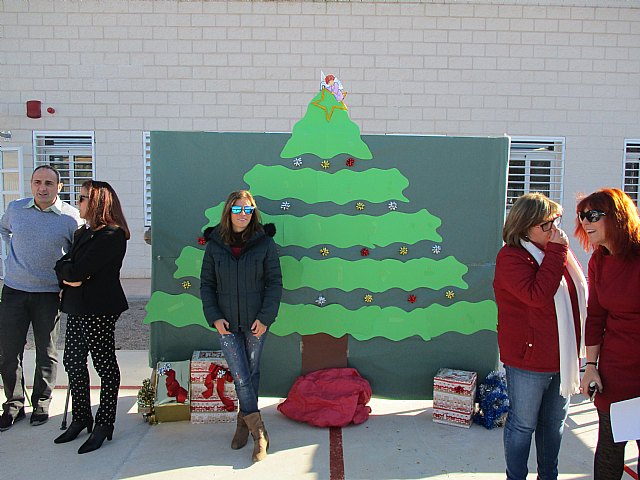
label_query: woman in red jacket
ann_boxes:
[575,188,640,480]
[494,193,587,480]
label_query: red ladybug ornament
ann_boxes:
[360,247,369,256]
[346,158,355,167]
[408,294,417,303]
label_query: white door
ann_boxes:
[0,146,24,279]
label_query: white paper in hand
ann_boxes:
[610,396,640,442]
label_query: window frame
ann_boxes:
[143,131,151,227]
[507,136,565,212]
[32,131,96,207]
[622,139,640,207]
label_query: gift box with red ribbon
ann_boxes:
[189,350,238,423]
[153,360,192,423]
[433,368,477,429]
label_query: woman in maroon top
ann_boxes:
[575,188,640,480]
[494,193,587,480]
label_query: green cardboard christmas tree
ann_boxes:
[144,78,495,343]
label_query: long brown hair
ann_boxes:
[502,193,562,247]
[82,180,130,240]
[218,190,262,245]
[575,188,640,256]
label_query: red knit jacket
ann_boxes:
[493,241,577,372]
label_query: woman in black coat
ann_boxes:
[53,180,129,454]
[200,189,282,463]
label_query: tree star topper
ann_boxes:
[313,72,348,122]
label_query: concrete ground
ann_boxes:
[1,279,638,479]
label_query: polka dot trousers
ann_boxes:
[63,313,121,426]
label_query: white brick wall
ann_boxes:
[1,0,640,275]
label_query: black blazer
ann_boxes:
[55,225,128,316]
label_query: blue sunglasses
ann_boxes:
[231,205,255,215]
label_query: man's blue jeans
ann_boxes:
[504,365,570,480]
[218,330,267,415]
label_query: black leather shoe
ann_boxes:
[54,419,93,444]
[0,408,26,431]
[30,407,49,426]
[78,424,113,454]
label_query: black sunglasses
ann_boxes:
[78,194,89,203]
[578,210,607,223]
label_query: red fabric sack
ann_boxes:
[277,368,372,427]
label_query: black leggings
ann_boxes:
[63,314,120,426]
[594,410,640,480]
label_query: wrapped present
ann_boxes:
[433,368,477,428]
[152,361,192,423]
[190,350,238,424]
[434,368,477,396]
[433,407,473,428]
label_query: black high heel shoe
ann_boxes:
[77,424,113,454]
[54,418,93,444]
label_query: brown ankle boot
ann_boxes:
[243,412,269,462]
[231,412,249,450]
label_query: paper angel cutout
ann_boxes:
[320,71,346,103]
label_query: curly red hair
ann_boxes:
[574,187,640,256]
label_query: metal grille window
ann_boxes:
[0,146,25,279]
[623,140,640,206]
[144,131,151,227]
[33,131,95,206]
[507,137,565,211]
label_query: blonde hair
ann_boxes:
[503,193,562,247]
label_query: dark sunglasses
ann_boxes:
[78,194,89,203]
[578,210,606,223]
[539,215,562,232]
[231,205,255,215]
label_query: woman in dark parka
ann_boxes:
[200,190,282,463]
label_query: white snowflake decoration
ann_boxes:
[293,157,303,167]
[432,245,442,254]
[388,201,398,211]
[281,201,291,211]
[315,295,327,307]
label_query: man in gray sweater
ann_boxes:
[0,165,82,430]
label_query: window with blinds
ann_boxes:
[623,140,640,206]
[144,131,151,227]
[507,137,565,211]
[32,131,95,206]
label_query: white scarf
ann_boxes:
[521,240,588,397]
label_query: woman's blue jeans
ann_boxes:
[504,365,570,480]
[218,330,267,415]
